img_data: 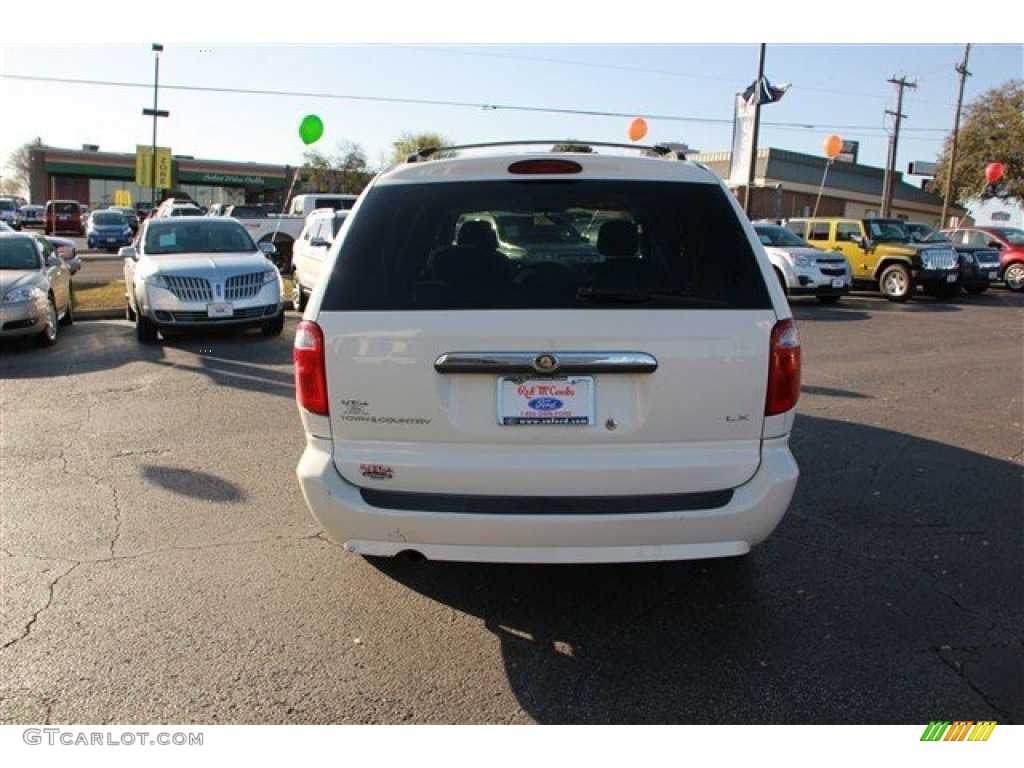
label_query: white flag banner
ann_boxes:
[729,94,756,187]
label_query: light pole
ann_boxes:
[142,43,169,209]
[744,44,766,217]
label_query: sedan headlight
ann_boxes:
[3,284,46,303]
[144,274,171,289]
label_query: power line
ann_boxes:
[0,72,950,137]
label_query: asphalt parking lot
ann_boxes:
[1,290,1022,725]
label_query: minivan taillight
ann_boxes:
[766,319,801,416]
[294,320,328,415]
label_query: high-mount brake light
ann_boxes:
[507,159,583,175]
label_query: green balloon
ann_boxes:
[299,115,324,145]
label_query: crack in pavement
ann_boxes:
[3,529,325,642]
[2,530,324,651]
[2,561,80,650]
[933,646,1016,720]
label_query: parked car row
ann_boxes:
[5,142,1022,570]
[755,215,1023,301]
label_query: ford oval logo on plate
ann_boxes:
[528,397,564,411]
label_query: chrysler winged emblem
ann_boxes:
[534,354,558,373]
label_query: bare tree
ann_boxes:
[301,141,374,194]
[4,137,43,195]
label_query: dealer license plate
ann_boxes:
[207,302,234,318]
[946,274,957,283]
[831,278,845,288]
[989,271,998,280]
[498,376,594,426]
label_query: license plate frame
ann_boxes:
[498,376,594,426]
[207,302,234,319]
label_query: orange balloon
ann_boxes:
[628,118,648,142]
[823,134,843,159]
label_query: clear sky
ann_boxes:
[1,5,1021,220]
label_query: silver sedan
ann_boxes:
[0,230,74,346]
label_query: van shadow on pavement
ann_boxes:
[370,414,1023,724]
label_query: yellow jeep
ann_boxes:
[785,217,958,302]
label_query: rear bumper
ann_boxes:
[296,435,799,563]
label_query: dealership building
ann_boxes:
[690,147,963,226]
[27,145,298,211]
[26,143,960,225]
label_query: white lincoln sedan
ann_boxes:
[123,217,284,343]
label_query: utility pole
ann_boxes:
[881,75,917,217]
[941,44,972,227]
[744,44,767,217]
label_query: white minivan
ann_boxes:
[294,142,801,564]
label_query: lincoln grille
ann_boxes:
[225,272,266,300]
[162,275,212,302]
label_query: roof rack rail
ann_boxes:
[405,141,686,164]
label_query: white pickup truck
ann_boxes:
[224,194,358,272]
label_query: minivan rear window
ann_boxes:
[320,180,770,311]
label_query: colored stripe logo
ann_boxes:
[921,721,997,741]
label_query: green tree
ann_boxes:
[301,141,374,194]
[4,137,43,196]
[933,80,1023,206]
[389,132,453,165]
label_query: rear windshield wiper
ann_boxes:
[576,287,652,303]
[576,286,728,307]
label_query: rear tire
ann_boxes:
[879,264,911,302]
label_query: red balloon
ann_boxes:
[985,162,1005,184]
